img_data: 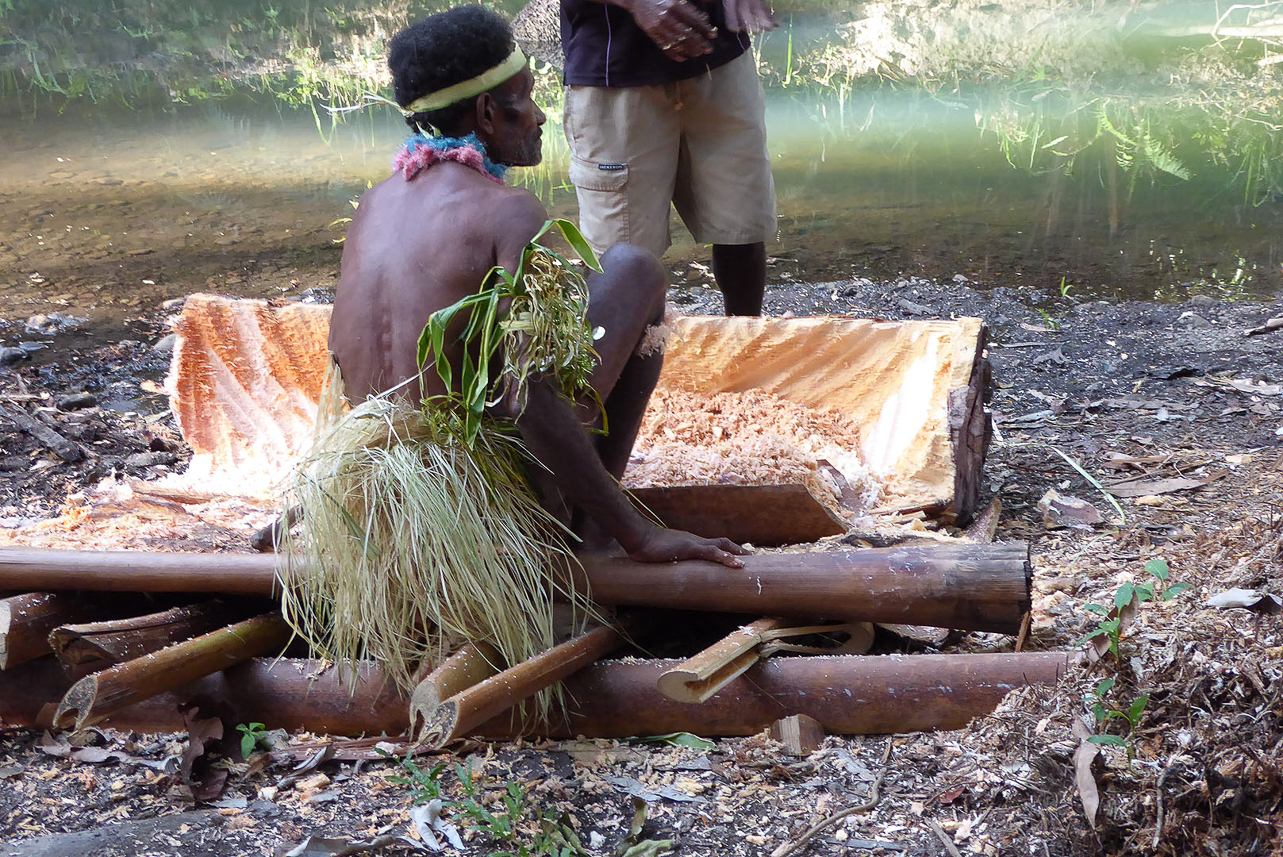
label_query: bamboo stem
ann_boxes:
[52,612,291,730]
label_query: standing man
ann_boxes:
[560,0,777,316]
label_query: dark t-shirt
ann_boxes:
[560,0,749,87]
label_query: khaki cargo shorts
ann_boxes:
[563,51,777,258]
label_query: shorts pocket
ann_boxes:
[568,156,629,192]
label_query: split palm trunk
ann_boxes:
[415,623,632,749]
[1,592,121,670]
[49,600,246,674]
[52,612,291,730]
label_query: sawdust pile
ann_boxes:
[624,388,881,518]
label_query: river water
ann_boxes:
[1,0,1281,341]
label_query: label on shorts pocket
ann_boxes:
[569,156,628,192]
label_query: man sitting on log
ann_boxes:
[282,5,744,693]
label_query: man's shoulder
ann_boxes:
[482,184,548,227]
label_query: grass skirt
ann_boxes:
[278,364,592,697]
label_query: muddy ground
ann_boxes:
[1,275,1281,857]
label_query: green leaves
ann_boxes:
[418,219,602,446]
[235,722,267,758]
[1081,557,1192,659]
[633,732,717,750]
[1086,680,1149,759]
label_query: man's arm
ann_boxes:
[492,193,745,568]
[517,381,745,567]
[581,0,775,61]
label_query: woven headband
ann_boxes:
[400,48,528,116]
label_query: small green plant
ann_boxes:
[390,754,447,804]
[390,754,584,857]
[1035,307,1061,330]
[1058,276,1074,298]
[1080,559,1191,657]
[235,722,270,758]
[1086,677,1148,759]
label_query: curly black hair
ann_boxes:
[389,5,516,134]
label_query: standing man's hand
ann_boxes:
[621,0,717,61]
[721,0,776,33]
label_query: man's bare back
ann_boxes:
[330,162,542,406]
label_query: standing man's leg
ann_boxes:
[563,84,681,261]
[711,241,766,316]
[673,51,776,317]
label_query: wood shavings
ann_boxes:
[624,388,881,518]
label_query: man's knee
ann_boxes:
[600,243,667,308]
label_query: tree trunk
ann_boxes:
[3,651,1075,739]
[1,593,120,670]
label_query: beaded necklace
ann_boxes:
[392,132,507,184]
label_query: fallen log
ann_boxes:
[0,403,83,462]
[52,612,292,730]
[2,651,1074,738]
[571,543,1031,634]
[418,623,630,749]
[49,600,246,674]
[1,593,122,670]
[0,548,280,595]
[1,656,406,735]
[485,651,1076,739]
[0,544,1031,634]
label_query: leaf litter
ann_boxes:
[2,276,1282,855]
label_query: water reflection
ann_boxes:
[2,0,1281,328]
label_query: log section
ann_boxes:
[53,613,291,730]
[3,652,1073,739]
[0,544,1031,634]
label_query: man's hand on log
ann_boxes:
[722,0,776,33]
[627,526,748,568]
[623,0,717,61]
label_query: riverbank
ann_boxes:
[1,276,1280,856]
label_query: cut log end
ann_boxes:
[656,648,761,704]
[53,674,99,731]
[420,700,460,750]
[0,600,12,670]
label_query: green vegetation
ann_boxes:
[393,754,586,857]
[235,721,270,757]
[1086,677,1149,760]
[1080,559,1191,658]
[6,0,1283,210]
[1080,559,1192,760]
